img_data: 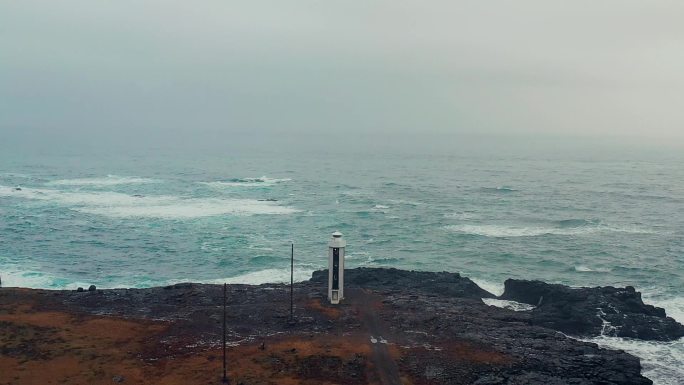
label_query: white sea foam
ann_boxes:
[200,268,315,285]
[643,295,684,324]
[444,212,477,220]
[576,291,684,385]
[574,265,613,273]
[364,238,393,245]
[0,186,298,219]
[445,224,659,238]
[47,175,159,186]
[582,336,684,385]
[481,186,518,193]
[201,177,292,188]
[0,268,90,290]
[344,251,370,260]
[344,252,398,266]
[80,198,298,218]
[387,199,422,206]
[1,265,319,290]
[370,204,390,213]
[0,269,53,288]
[482,298,535,311]
[471,278,505,296]
[658,299,684,325]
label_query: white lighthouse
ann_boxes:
[328,231,346,304]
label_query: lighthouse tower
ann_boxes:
[328,231,346,304]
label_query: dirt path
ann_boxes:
[346,288,403,385]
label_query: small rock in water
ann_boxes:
[77,287,84,292]
[88,285,97,292]
[13,187,22,191]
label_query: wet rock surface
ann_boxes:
[0,268,671,384]
[501,279,684,341]
[311,267,496,299]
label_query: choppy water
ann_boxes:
[0,144,682,383]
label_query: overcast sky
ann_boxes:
[1,0,683,147]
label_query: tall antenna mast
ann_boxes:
[290,242,294,323]
[222,283,229,384]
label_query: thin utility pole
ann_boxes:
[290,242,294,323]
[222,283,229,384]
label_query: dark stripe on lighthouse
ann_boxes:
[332,247,339,290]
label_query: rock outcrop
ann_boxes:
[500,279,684,341]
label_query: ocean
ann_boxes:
[0,139,682,384]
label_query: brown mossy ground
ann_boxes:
[0,287,514,385]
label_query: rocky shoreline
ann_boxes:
[1,268,682,384]
[500,279,684,342]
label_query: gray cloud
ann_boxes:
[1,0,683,146]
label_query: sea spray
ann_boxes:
[582,336,684,385]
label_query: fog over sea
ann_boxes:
[0,137,682,384]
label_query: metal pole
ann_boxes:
[222,283,228,384]
[290,242,294,322]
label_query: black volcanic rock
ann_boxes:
[311,267,496,299]
[501,279,684,341]
[15,268,663,384]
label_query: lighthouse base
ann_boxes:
[330,290,340,304]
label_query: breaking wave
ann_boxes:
[0,186,298,219]
[47,175,159,186]
[574,265,613,273]
[387,199,422,206]
[480,186,518,193]
[200,268,315,285]
[201,177,292,188]
[580,291,684,385]
[643,293,684,324]
[582,336,683,385]
[445,222,658,238]
[470,278,505,296]
[482,298,535,312]
[0,267,87,289]
[0,267,316,289]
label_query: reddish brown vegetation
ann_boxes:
[0,287,516,385]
